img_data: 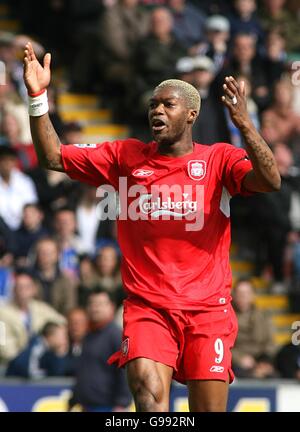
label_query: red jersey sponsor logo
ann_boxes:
[139,193,197,218]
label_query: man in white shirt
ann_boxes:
[0,146,37,230]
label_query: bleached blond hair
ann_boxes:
[155,79,201,117]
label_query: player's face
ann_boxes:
[148,87,192,145]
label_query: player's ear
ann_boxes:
[187,109,198,125]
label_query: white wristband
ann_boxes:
[28,90,49,117]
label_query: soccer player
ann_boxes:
[23,42,280,412]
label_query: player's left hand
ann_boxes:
[221,76,251,130]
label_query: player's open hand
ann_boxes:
[221,76,251,130]
[23,42,51,94]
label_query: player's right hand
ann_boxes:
[23,41,51,94]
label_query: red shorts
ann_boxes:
[108,297,238,384]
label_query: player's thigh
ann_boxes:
[127,358,173,406]
[119,298,180,369]
[180,308,238,384]
[187,379,229,412]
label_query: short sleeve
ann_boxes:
[61,142,120,189]
[221,144,253,197]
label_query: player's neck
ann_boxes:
[157,139,194,158]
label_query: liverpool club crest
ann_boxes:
[187,160,206,180]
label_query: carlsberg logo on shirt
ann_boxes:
[139,193,197,217]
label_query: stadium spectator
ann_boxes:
[98,0,150,90]
[0,33,28,103]
[261,29,286,89]
[0,217,16,263]
[194,15,230,73]
[94,246,121,292]
[77,254,98,307]
[0,73,31,145]
[53,207,82,276]
[175,56,195,84]
[132,7,186,119]
[192,56,230,144]
[224,32,270,110]
[32,237,78,315]
[71,288,132,411]
[75,185,103,255]
[259,0,300,53]
[73,0,148,96]
[261,78,300,148]
[67,308,89,374]
[232,279,277,378]
[27,165,76,224]
[0,242,14,304]
[94,245,124,309]
[168,0,206,50]
[0,110,37,170]
[251,143,294,292]
[62,122,84,145]
[1,112,25,146]
[14,204,48,265]
[264,29,287,64]
[0,145,37,230]
[275,340,300,379]
[68,308,89,357]
[0,270,65,364]
[6,322,70,378]
[228,0,264,44]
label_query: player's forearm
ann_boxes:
[30,114,64,171]
[239,121,281,192]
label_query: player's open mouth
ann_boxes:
[151,119,167,132]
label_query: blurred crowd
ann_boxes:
[0,0,300,409]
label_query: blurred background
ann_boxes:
[0,0,300,412]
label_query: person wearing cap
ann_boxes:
[192,56,230,144]
[175,56,195,83]
[192,15,230,73]
[207,16,230,72]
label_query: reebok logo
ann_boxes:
[132,169,154,177]
[210,365,224,373]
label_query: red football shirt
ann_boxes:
[61,140,253,310]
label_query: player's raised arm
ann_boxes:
[222,76,281,193]
[23,42,64,172]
